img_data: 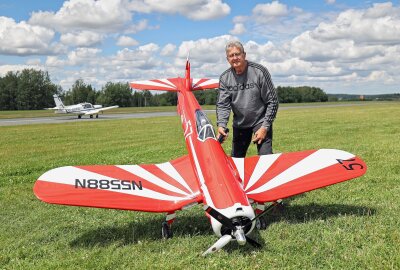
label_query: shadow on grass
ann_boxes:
[69,202,375,252]
[70,213,212,248]
[270,202,376,225]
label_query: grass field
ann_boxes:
[0,102,399,269]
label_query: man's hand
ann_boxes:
[217,127,228,143]
[252,126,267,144]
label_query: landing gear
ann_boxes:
[253,199,284,230]
[96,114,99,118]
[161,212,176,239]
[256,216,267,230]
[90,115,93,118]
[78,115,82,119]
[161,221,173,239]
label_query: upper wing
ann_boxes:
[230,149,367,203]
[34,155,202,212]
[98,105,119,112]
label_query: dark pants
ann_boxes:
[231,123,273,158]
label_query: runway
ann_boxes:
[0,103,368,127]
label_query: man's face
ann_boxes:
[226,46,246,71]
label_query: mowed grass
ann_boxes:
[0,102,399,269]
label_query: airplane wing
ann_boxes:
[84,106,119,115]
[130,78,219,91]
[192,78,219,90]
[230,149,367,203]
[34,155,202,212]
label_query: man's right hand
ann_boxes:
[217,127,229,143]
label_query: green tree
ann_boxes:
[0,71,18,110]
[97,82,132,107]
[16,69,59,110]
[65,79,97,105]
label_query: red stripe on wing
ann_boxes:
[169,155,200,194]
[248,155,367,202]
[34,180,198,212]
[244,150,317,194]
[76,165,186,198]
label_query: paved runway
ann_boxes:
[0,103,368,127]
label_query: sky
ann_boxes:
[0,0,399,95]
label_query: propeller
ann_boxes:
[202,234,232,256]
[202,205,262,256]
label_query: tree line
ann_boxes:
[0,68,329,110]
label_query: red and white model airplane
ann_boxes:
[34,60,367,255]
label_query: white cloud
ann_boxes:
[60,31,103,47]
[26,58,42,65]
[0,17,58,55]
[325,0,335,4]
[177,35,234,64]
[0,64,42,76]
[252,1,288,23]
[124,19,155,34]
[128,0,230,20]
[160,43,176,56]
[116,36,139,47]
[230,23,246,35]
[28,0,132,33]
[312,3,400,45]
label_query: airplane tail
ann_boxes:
[53,94,65,109]
[130,59,219,92]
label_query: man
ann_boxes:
[217,41,279,157]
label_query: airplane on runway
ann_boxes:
[34,60,367,256]
[46,94,119,119]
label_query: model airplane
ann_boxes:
[46,94,119,118]
[34,60,367,255]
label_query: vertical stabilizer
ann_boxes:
[185,55,191,90]
[53,95,65,109]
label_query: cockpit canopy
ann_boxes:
[195,110,216,141]
[82,103,94,109]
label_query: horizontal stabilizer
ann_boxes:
[130,78,219,91]
[130,78,180,91]
[192,78,219,90]
[34,155,202,212]
[230,149,367,203]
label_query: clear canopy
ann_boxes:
[195,110,216,141]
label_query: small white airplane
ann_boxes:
[47,95,119,119]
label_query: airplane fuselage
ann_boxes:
[176,79,255,237]
[56,103,102,115]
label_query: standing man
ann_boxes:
[217,41,279,157]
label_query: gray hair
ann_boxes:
[225,41,245,54]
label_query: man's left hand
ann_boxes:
[252,127,267,144]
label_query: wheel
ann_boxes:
[96,114,99,118]
[272,201,285,215]
[78,115,81,119]
[161,221,173,239]
[255,216,267,230]
[90,115,93,118]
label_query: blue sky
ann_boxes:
[1,0,399,94]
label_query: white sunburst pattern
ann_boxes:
[34,156,202,212]
[231,149,365,202]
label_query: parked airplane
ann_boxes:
[47,94,119,118]
[34,60,367,255]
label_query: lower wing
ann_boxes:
[230,149,367,203]
[84,106,119,115]
[34,155,202,212]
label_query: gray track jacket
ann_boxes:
[217,61,279,129]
